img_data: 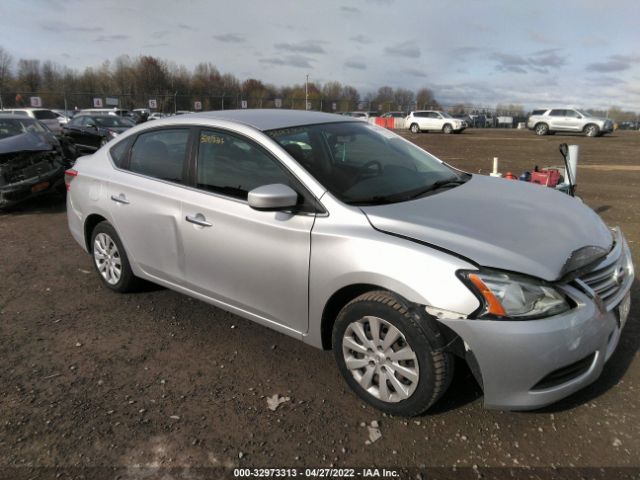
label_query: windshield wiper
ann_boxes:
[405,177,467,200]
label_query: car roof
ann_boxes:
[170,109,360,131]
[5,107,50,111]
[0,113,36,119]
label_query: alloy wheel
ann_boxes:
[93,232,122,285]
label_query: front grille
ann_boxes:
[576,230,630,310]
[580,257,626,306]
[531,352,596,390]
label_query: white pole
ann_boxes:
[490,157,502,177]
[305,74,309,110]
[567,145,579,185]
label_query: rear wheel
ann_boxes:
[584,124,600,137]
[535,123,549,136]
[443,124,453,134]
[410,123,421,134]
[333,291,453,416]
[90,221,140,293]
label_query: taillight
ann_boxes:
[64,169,78,191]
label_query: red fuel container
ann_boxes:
[530,169,561,187]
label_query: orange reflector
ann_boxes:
[468,274,507,316]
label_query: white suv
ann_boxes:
[527,108,613,137]
[406,111,466,134]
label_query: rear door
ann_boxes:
[107,127,194,284]
[547,109,567,130]
[178,128,316,333]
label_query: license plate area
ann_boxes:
[31,181,50,193]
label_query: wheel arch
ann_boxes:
[320,283,384,350]
[84,213,108,251]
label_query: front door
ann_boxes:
[179,128,315,333]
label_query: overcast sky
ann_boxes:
[1,0,639,110]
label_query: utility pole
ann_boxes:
[305,74,309,110]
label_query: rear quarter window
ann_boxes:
[109,137,133,168]
[531,110,547,116]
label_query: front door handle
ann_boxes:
[110,194,130,205]
[185,214,212,227]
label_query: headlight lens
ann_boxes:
[107,130,119,139]
[461,270,570,319]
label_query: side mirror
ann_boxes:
[248,184,298,211]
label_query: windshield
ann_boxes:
[94,116,135,127]
[0,118,47,139]
[266,122,464,205]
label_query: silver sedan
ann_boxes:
[66,110,633,415]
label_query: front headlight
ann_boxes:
[107,130,119,139]
[460,270,570,319]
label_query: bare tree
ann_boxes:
[0,46,12,93]
[416,87,439,109]
[17,58,40,92]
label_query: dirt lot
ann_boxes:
[1,129,639,479]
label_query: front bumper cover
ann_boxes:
[438,231,633,410]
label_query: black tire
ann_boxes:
[410,123,421,134]
[332,290,453,416]
[90,221,141,293]
[443,124,453,134]
[584,123,600,137]
[535,123,549,136]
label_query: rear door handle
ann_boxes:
[110,194,130,205]
[185,214,212,227]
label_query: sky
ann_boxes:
[1,0,639,111]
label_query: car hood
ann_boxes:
[0,132,54,156]
[361,174,613,281]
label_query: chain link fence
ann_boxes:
[0,91,529,127]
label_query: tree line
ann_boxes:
[0,46,439,113]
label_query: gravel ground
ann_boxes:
[0,128,638,480]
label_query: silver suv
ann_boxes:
[66,110,633,416]
[406,110,466,134]
[527,108,613,137]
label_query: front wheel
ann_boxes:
[410,123,421,134]
[584,124,600,137]
[443,124,453,134]
[333,291,453,416]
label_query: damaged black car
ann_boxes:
[0,114,77,209]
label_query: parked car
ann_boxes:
[62,114,135,153]
[66,110,633,416]
[51,109,75,126]
[79,108,132,117]
[0,114,70,208]
[3,108,63,135]
[406,110,467,134]
[527,108,614,137]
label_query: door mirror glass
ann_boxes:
[248,184,298,211]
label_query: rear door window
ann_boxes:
[127,129,190,183]
[549,109,565,117]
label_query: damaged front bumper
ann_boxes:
[0,164,65,208]
[437,229,634,410]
